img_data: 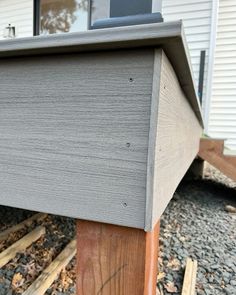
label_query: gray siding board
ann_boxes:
[150,50,202,229]
[145,49,162,230]
[144,50,202,230]
[0,49,154,229]
[0,23,203,230]
[0,21,203,126]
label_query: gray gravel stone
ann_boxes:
[159,179,236,295]
[225,285,235,295]
[229,280,236,286]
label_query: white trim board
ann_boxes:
[204,0,220,132]
[152,0,163,12]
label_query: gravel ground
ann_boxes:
[158,176,236,295]
[0,166,235,294]
[204,163,236,189]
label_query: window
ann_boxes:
[90,0,110,27]
[34,0,110,35]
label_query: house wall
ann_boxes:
[162,0,213,116]
[208,0,236,150]
[0,0,33,40]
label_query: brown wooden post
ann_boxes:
[76,220,160,295]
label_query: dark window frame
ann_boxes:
[33,0,92,36]
[33,0,40,35]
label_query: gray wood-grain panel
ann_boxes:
[0,21,203,126]
[0,49,154,229]
[145,49,162,230]
[145,50,202,230]
[0,23,204,230]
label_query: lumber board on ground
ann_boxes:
[182,258,197,295]
[190,260,197,295]
[22,239,76,295]
[0,226,45,268]
[0,213,47,242]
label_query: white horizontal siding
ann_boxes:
[208,0,236,150]
[162,0,212,116]
[0,0,33,40]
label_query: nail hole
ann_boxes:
[126,143,131,148]
[129,78,134,82]
[122,202,128,207]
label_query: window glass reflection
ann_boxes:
[91,0,110,26]
[40,0,88,35]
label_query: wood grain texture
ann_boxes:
[144,221,160,295]
[0,49,154,228]
[199,138,236,181]
[22,239,76,295]
[182,258,198,295]
[0,226,45,268]
[146,50,202,230]
[0,21,203,125]
[76,220,160,295]
[145,49,162,229]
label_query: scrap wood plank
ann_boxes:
[182,258,198,295]
[22,238,76,295]
[0,213,47,242]
[199,138,236,182]
[0,226,45,268]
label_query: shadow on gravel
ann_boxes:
[0,207,33,231]
[178,178,236,206]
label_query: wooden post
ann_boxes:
[77,220,160,295]
[185,158,204,180]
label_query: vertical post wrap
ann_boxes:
[77,220,160,295]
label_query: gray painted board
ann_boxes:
[0,21,203,125]
[0,23,203,230]
[0,49,154,229]
[145,50,202,230]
